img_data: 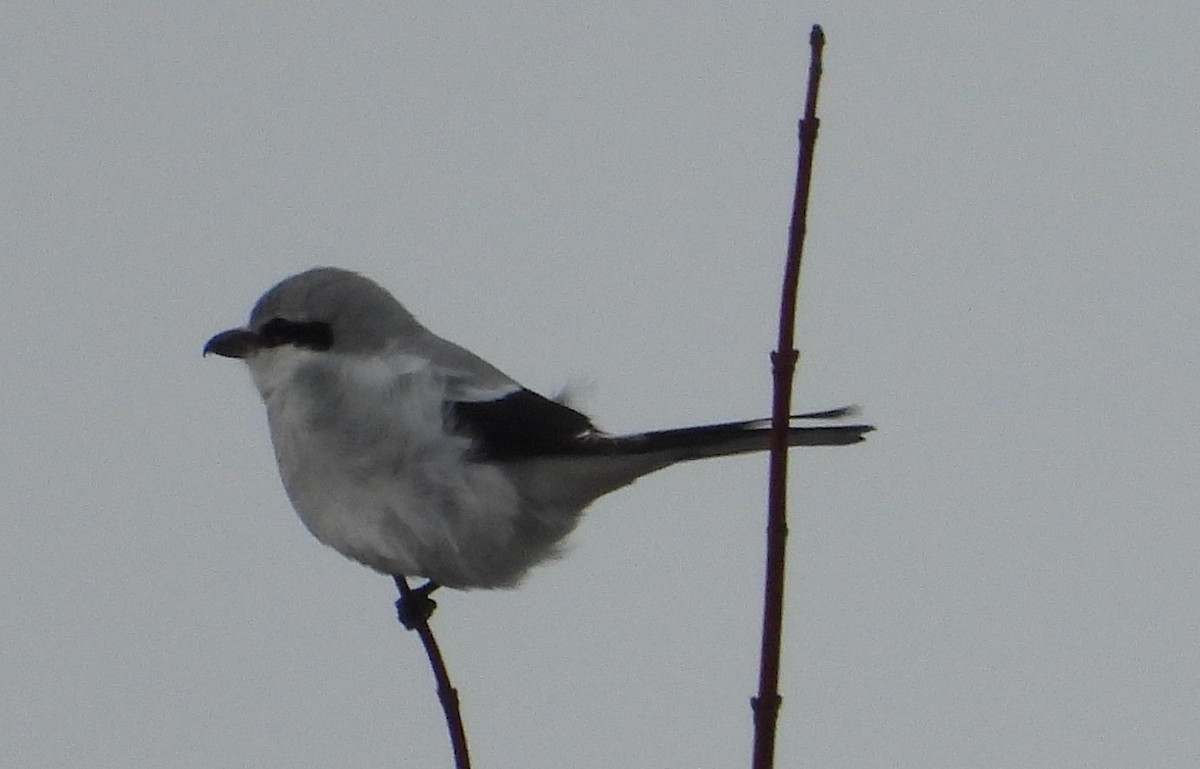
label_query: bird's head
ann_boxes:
[204,267,424,396]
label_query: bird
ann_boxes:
[204,267,872,622]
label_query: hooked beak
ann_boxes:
[203,328,261,359]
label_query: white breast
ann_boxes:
[251,348,575,588]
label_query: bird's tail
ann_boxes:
[508,407,872,512]
[590,405,873,460]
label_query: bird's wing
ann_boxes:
[448,388,598,460]
[405,329,523,399]
[399,330,599,460]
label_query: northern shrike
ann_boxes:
[205,268,871,611]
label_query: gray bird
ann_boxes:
[205,268,871,614]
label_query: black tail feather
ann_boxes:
[791,405,860,420]
[580,408,874,459]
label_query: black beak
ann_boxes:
[203,328,261,359]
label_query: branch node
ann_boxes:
[770,349,800,374]
[750,694,784,717]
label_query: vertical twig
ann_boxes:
[395,577,471,769]
[751,24,825,769]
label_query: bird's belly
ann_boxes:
[273,436,573,589]
[261,374,586,589]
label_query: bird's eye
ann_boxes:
[259,318,334,351]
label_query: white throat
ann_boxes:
[246,346,324,402]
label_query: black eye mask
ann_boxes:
[258,318,335,351]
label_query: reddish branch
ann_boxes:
[395,577,471,769]
[751,24,826,769]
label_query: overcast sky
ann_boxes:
[4,3,1198,768]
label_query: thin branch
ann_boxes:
[751,24,826,769]
[395,576,471,769]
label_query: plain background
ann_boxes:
[4,3,1198,768]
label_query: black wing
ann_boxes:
[449,389,598,460]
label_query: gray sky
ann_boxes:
[5,3,1198,768]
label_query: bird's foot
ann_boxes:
[394,579,440,630]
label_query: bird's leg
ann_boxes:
[394,577,441,630]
